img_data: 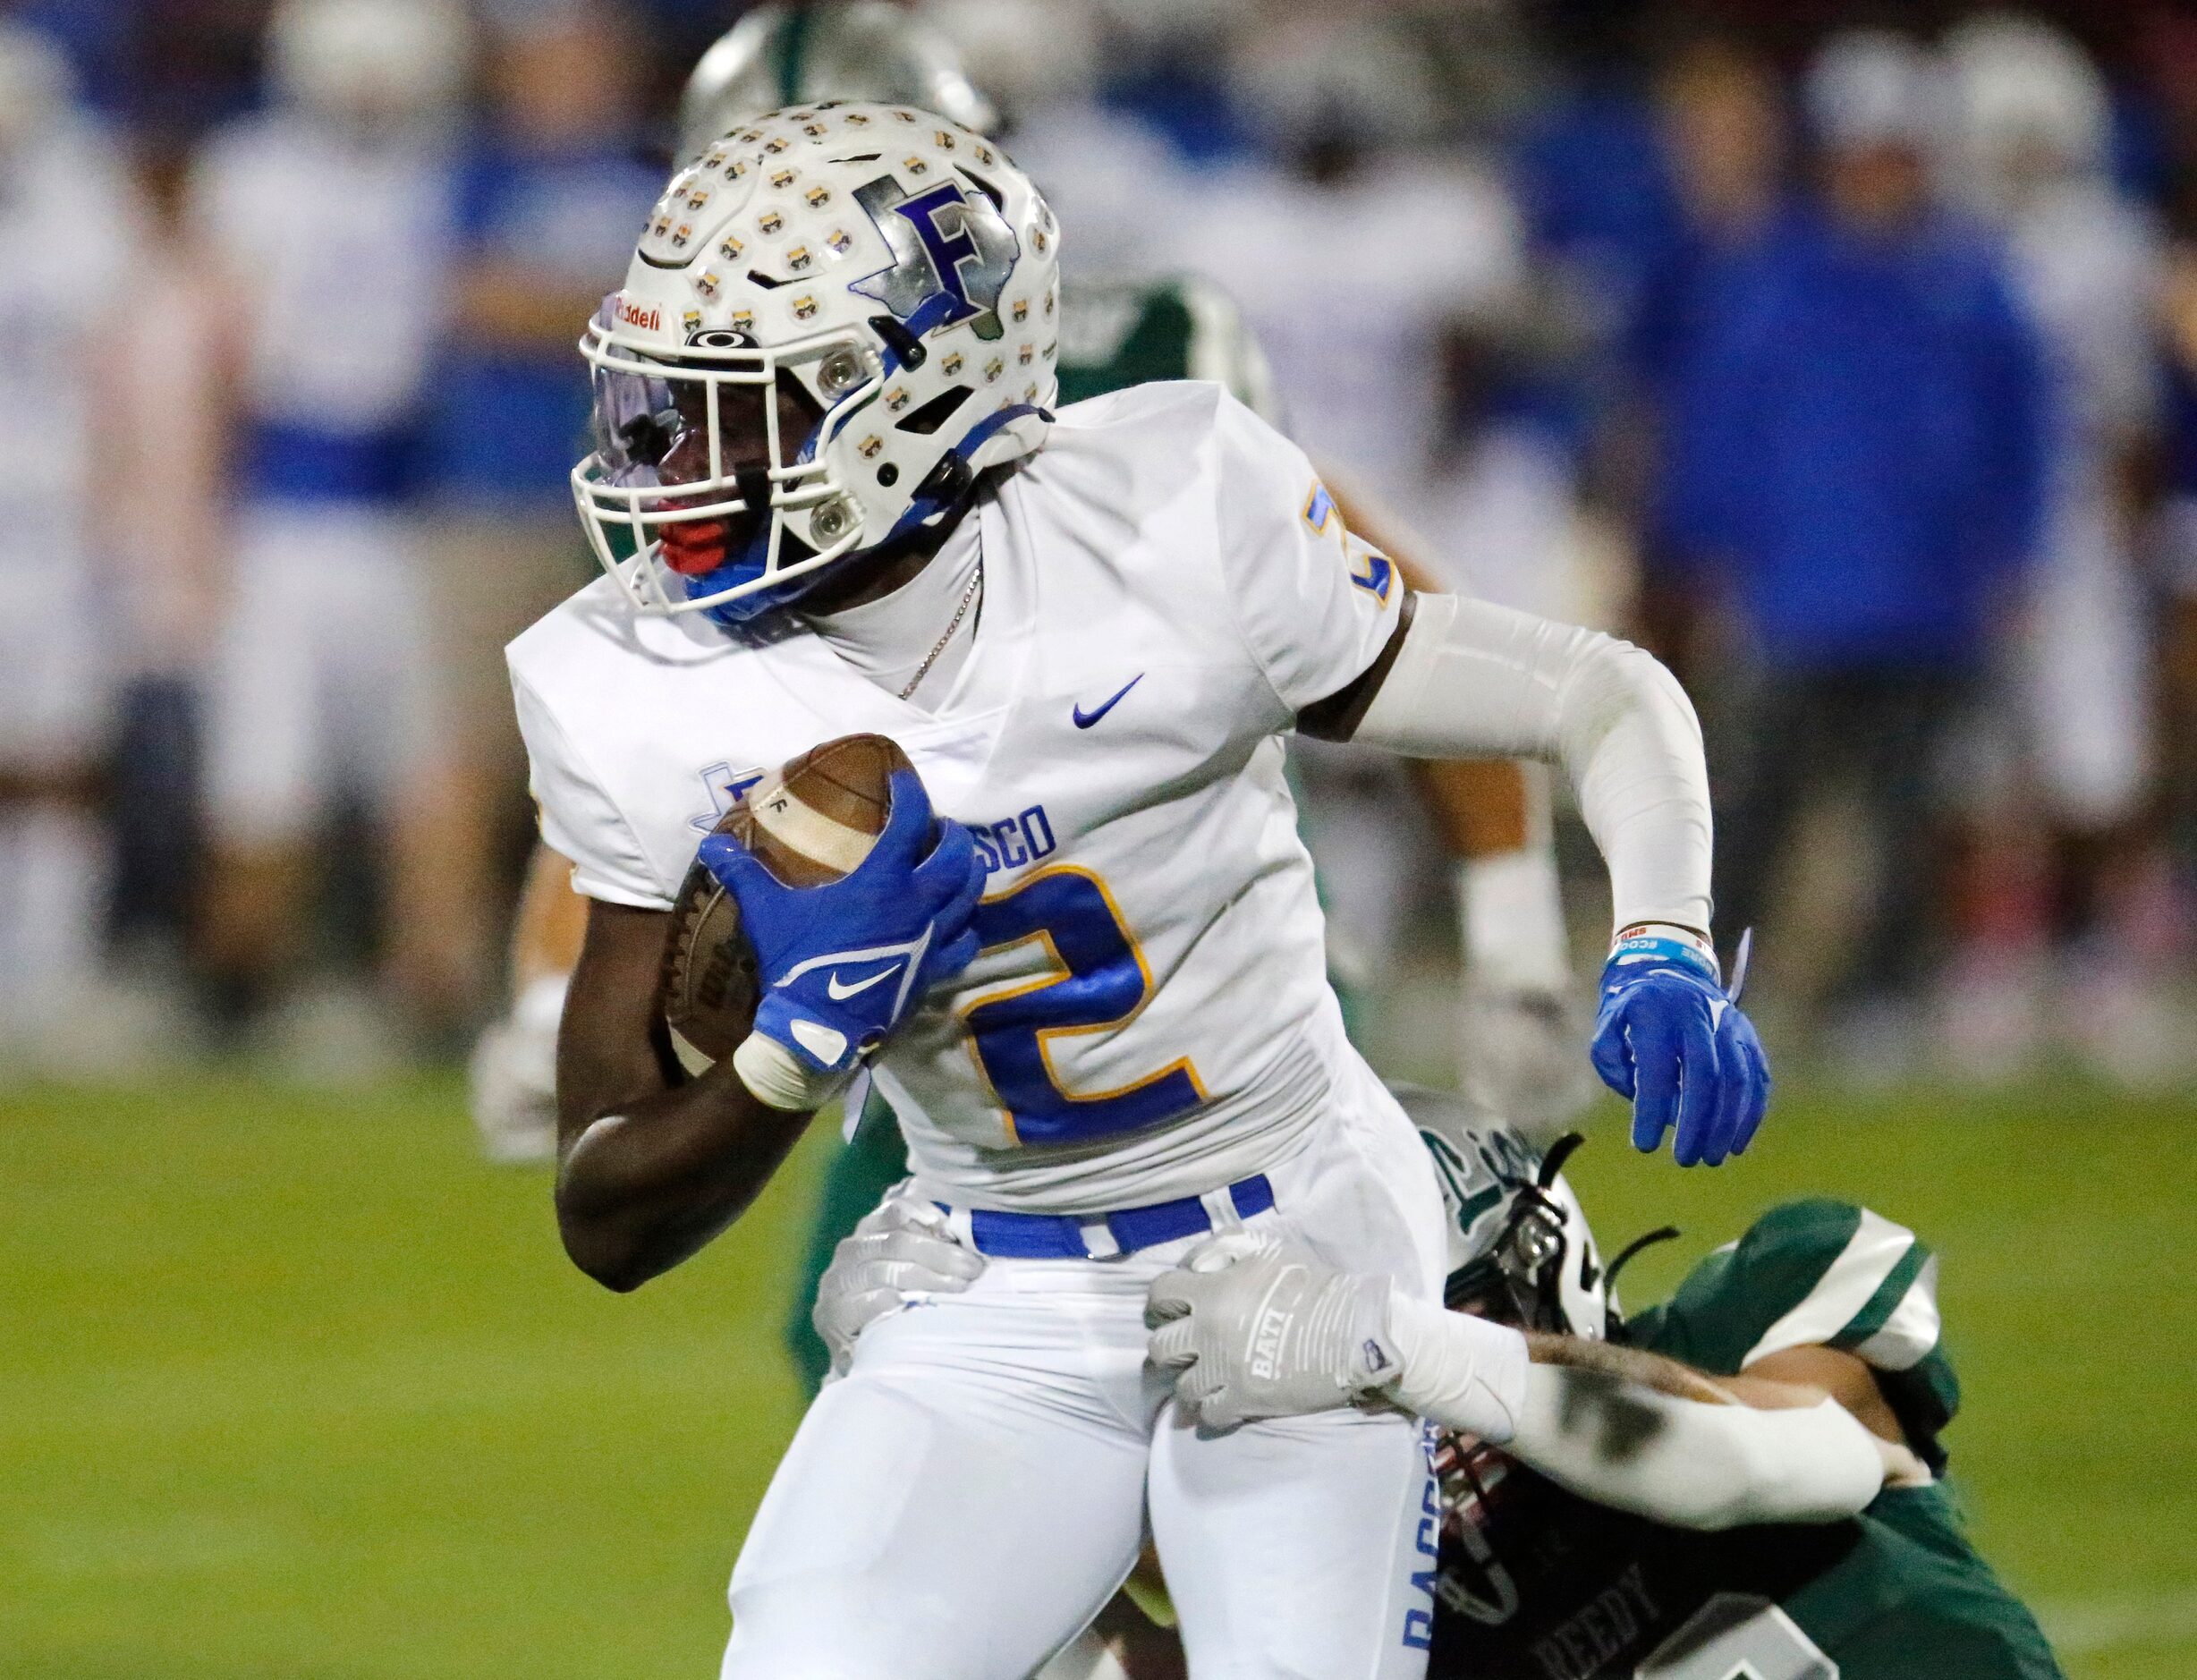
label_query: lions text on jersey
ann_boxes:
[513,380,1411,1214]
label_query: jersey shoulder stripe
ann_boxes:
[1632,1199,1963,1474]
[1740,1203,1934,1369]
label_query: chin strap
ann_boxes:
[880,402,1050,546]
[695,402,1049,632]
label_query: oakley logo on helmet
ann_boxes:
[850,174,1018,343]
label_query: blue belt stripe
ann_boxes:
[951,1174,1275,1260]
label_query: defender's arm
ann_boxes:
[1510,1333,1921,1527]
[554,900,812,1293]
[1148,1242,1891,1531]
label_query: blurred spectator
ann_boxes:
[0,22,142,1067]
[1180,16,1524,522]
[1629,38,1786,408]
[191,0,476,1072]
[1509,34,1682,440]
[1628,38,1787,667]
[1654,30,2053,1074]
[424,0,659,1005]
[95,140,235,1035]
[1090,0,1254,165]
[1942,14,2176,1082]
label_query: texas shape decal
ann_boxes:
[852,174,1019,343]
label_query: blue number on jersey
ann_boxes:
[963,866,1202,1145]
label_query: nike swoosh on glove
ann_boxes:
[1590,930,1770,1167]
[700,768,986,1077]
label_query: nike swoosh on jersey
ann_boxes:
[827,963,903,1001]
[1073,674,1143,729]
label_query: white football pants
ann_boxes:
[722,1074,1446,1680]
[2023,488,2154,830]
[203,500,445,846]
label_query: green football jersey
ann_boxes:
[1429,1201,2065,1680]
[1054,275,1277,419]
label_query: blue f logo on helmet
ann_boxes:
[851,174,1020,343]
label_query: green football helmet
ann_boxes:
[676,2,997,165]
[1392,1084,1614,1339]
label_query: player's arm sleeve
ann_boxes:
[1506,1362,1886,1530]
[1347,591,1712,935]
[1208,389,1407,720]
[509,666,676,911]
[1639,1199,1961,1473]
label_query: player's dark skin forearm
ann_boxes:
[554,900,811,1292]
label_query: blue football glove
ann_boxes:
[1590,929,1769,1167]
[699,768,986,1079]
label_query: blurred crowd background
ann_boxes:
[6,0,2197,1092]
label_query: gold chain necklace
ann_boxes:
[896,556,984,702]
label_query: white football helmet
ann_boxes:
[676,4,996,165]
[1944,14,2109,210]
[1395,1085,1612,1339]
[574,102,1059,624]
[1803,30,1947,154]
[266,0,471,129]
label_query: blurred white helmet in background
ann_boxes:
[574,102,1059,623]
[677,3,995,165]
[921,0,1098,124]
[267,0,471,130]
[1231,15,1442,151]
[1095,0,1251,55]
[0,21,73,154]
[1944,13,2109,211]
[1804,29,1947,154]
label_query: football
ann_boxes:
[658,734,915,1075]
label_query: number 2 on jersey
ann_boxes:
[962,866,1202,1146]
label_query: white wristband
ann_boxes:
[733,1032,848,1113]
[1457,849,1571,992]
[1382,1290,1531,1443]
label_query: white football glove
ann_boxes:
[467,975,565,1165]
[1145,1235,1401,1430]
[1457,983,1594,1142]
[1455,848,1592,1141]
[1147,1235,1531,1438]
[813,1190,985,1377]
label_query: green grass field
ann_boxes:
[4,1074,2193,1678]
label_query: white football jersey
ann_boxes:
[1167,155,1525,512]
[0,116,140,549]
[509,381,1406,1213]
[188,113,454,433]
